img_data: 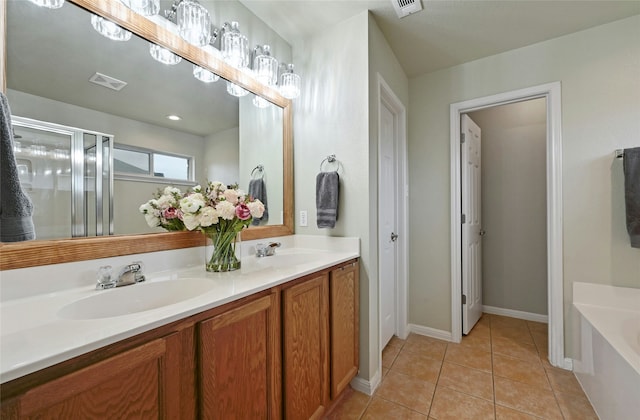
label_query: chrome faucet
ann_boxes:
[255,242,281,257]
[96,261,145,290]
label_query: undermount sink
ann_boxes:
[253,251,324,269]
[58,278,215,320]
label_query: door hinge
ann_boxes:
[461,214,466,224]
[461,132,466,143]
[462,294,467,305]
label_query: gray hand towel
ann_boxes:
[0,92,35,242]
[623,147,640,248]
[316,171,339,228]
[248,178,268,225]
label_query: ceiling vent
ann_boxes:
[391,0,423,18]
[89,72,127,91]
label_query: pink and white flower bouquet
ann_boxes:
[139,181,265,271]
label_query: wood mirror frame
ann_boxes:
[0,0,294,270]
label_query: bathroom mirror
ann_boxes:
[0,0,294,270]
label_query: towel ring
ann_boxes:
[320,154,341,173]
[251,164,265,179]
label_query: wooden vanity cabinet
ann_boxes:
[329,260,360,398]
[282,273,330,420]
[198,292,281,419]
[3,333,186,419]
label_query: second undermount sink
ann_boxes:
[252,251,326,269]
[58,278,215,320]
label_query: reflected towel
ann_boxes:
[248,178,268,225]
[316,171,339,228]
[623,147,640,248]
[0,92,35,242]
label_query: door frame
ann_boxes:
[449,82,568,369]
[377,74,409,351]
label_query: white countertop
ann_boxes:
[0,235,359,383]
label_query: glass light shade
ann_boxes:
[221,22,249,69]
[253,45,278,86]
[177,0,211,46]
[91,15,132,42]
[193,65,219,83]
[253,95,270,109]
[28,0,65,9]
[120,0,159,16]
[226,82,249,97]
[149,43,182,65]
[280,71,301,99]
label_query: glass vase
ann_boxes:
[205,230,241,272]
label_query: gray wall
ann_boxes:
[468,98,547,316]
[408,15,640,356]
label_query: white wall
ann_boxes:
[205,126,240,185]
[292,11,373,378]
[408,15,640,356]
[468,98,547,315]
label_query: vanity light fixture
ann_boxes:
[193,65,220,83]
[149,43,182,65]
[176,0,211,46]
[252,96,270,109]
[91,15,133,42]
[27,0,65,9]
[252,45,278,86]
[221,22,249,69]
[120,0,160,16]
[279,64,301,99]
[226,82,249,97]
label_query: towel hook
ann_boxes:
[320,154,340,172]
[251,164,265,179]
[615,149,624,159]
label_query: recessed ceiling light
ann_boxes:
[166,115,181,121]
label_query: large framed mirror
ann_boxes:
[0,0,294,270]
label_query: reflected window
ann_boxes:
[114,144,192,181]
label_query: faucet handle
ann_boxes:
[96,265,115,290]
[130,261,145,283]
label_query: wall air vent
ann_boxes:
[391,0,423,18]
[89,72,128,91]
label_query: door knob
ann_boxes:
[391,232,398,242]
[479,230,486,236]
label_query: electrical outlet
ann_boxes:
[299,210,308,227]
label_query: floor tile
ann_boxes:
[392,349,442,383]
[375,370,436,415]
[495,404,541,419]
[382,343,401,368]
[444,343,492,372]
[492,353,550,389]
[491,326,534,345]
[325,388,371,420]
[494,376,562,419]
[429,386,495,420]
[361,397,428,420]
[554,390,598,420]
[490,315,528,330]
[526,321,548,335]
[544,365,584,396]
[388,335,407,349]
[491,336,540,363]
[437,362,493,401]
[403,334,448,360]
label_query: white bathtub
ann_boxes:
[573,282,640,420]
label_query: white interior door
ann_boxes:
[380,102,397,348]
[461,114,483,334]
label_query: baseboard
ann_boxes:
[408,323,453,342]
[562,358,574,371]
[482,305,548,323]
[350,370,381,396]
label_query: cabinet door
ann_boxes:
[199,293,281,419]
[330,261,360,398]
[14,334,182,419]
[282,274,330,420]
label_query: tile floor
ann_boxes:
[325,314,598,419]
